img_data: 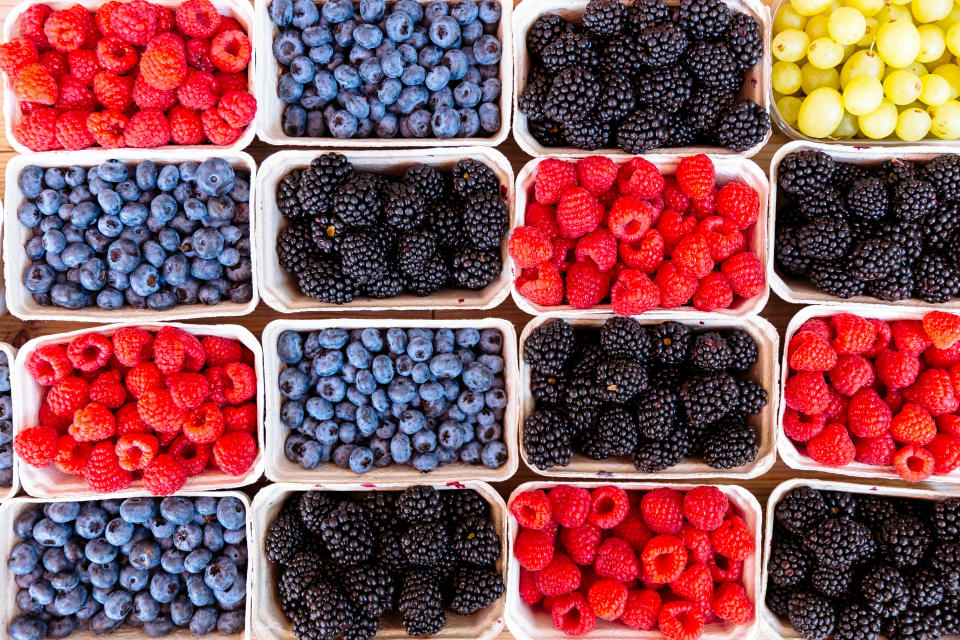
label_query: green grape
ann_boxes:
[792,0,834,15]
[876,4,913,22]
[892,0,912,5]
[798,86,846,136]
[775,3,808,32]
[844,0,883,17]
[878,20,922,68]
[841,50,886,86]
[829,7,867,43]
[806,15,831,39]
[858,17,880,45]
[773,29,811,62]
[912,0,952,22]
[946,22,960,56]
[917,24,947,61]
[843,75,885,113]
[808,37,845,68]
[883,69,925,103]
[919,72,952,104]
[931,99,960,137]
[773,61,804,94]
[939,5,960,31]
[900,60,930,76]
[934,62,960,97]
[858,100,899,137]
[896,106,933,139]
[833,110,860,137]
[802,62,842,93]
[778,95,805,126]
[932,47,955,68]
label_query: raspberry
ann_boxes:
[19,5,52,49]
[923,310,960,349]
[876,349,920,389]
[828,354,874,397]
[691,189,717,219]
[823,388,849,422]
[210,29,250,72]
[515,528,554,570]
[165,105,203,144]
[575,228,617,272]
[154,326,204,375]
[68,402,116,442]
[525,203,560,241]
[670,561,714,607]
[928,433,960,474]
[613,513,654,550]
[617,157,664,199]
[715,182,760,230]
[904,368,959,415]
[509,226,553,269]
[222,362,256,404]
[176,0,221,37]
[652,261,695,308]
[783,409,826,442]
[47,376,90,418]
[891,403,936,445]
[96,36,137,73]
[784,371,830,414]
[115,433,159,471]
[66,48,97,86]
[556,187,601,239]
[788,331,838,372]
[535,158,578,205]
[551,592,596,636]
[143,453,187,496]
[223,403,256,433]
[27,345,73,385]
[13,63,57,104]
[519,569,542,606]
[576,156,617,195]
[587,485,628,529]
[217,89,256,128]
[611,269,659,315]
[807,422,856,466]
[174,68,218,110]
[692,272,734,312]
[15,106,60,150]
[885,388,904,415]
[606,196,655,243]
[656,209,697,248]
[54,435,91,476]
[38,400,71,431]
[184,37,214,72]
[182,402,224,443]
[798,317,833,342]
[866,318,893,356]
[123,107,171,148]
[641,535,687,583]
[138,388,186,433]
[14,426,59,467]
[212,431,256,475]
[832,313,878,355]
[546,484,590,529]
[140,32,187,91]
[536,553,581,597]
[720,252,764,298]
[893,444,935,482]
[671,233,714,279]
[54,109,93,150]
[517,263,564,307]
[595,537,641,582]
[86,110,127,148]
[681,524,712,563]
[940,414,960,436]
[215,71,247,93]
[67,332,111,372]
[854,431,896,466]
[710,515,754,562]
[133,73,176,110]
[893,320,932,356]
[44,9,86,51]
[84,441,132,492]
[87,375,124,411]
[713,582,753,625]
[925,340,960,368]
[125,362,163,399]
[0,37,39,76]
[113,403,146,437]
[168,436,210,475]
[696,217,745,263]
[676,155,715,200]
[641,488,684,535]
[39,50,67,78]
[55,75,95,110]
[557,524,600,566]
[683,486,728,532]
[511,489,552,529]
[564,262,609,309]
[620,231,665,273]
[588,579,628,621]
[166,373,209,410]
[621,590,661,630]
[109,0,157,46]
[200,106,242,145]
[92,71,132,111]
[157,6,176,31]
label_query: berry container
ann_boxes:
[2,149,260,322]
[511,0,772,159]
[254,147,514,313]
[1,0,258,155]
[518,312,780,480]
[509,154,771,318]
[261,317,520,483]
[0,490,253,640]
[0,342,19,503]
[249,480,508,640]
[505,480,763,640]
[253,0,513,147]
[12,321,265,499]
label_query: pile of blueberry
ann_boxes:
[0,350,12,489]
[7,496,247,640]
[277,326,510,474]
[17,158,253,312]
[269,0,504,139]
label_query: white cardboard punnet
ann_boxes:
[0,342,18,503]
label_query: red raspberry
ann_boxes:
[823,388,849,422]
[551,592,596,636]
[109,0,157,46]
[0,37,39,76]
[84,441,132,492]
[515,528,554,570]
[71,5,98,46]
[715,182,760,230]
[212,431,256,475]
[517,263,564,307]
[681,523,712,563]
[121,108,169,148]
[143,453,187,495]
[831,313,878,355]
[683,486,728,532]
[95,1,121,37]
[620,231,665,273]
[788,331,838,372]
[39,49,67,78]
[848,387,893,438]
[607,196,655,243]
[575,228,617,272]
[556,187,601,239]
[15,107,61,150]
[115,432,159,471]
[886,387,904,414]
[876,349,920,389]
[88,370,125,411]
[587,485,628,529]
[168,435,210,475]
[39,401,71,431]
[511,489,552,529]
[676,155,715,200]
[138,388,186,433]
[13,63,58,104]
[783,409,826,442]
[564,262,609,309]
[641,487,684,535]
[519,569,542,606]
[114,403,147,436]
[798,317,833,342]
[617,157,664,199]
[165,372,208,410]
[67,332,111,372]
[610,269,659,315]
[710,515,754,561]
[140,32,187,91]
[210,30,250,72]
[133,73,176,110]
[784,371,830,414]
[652,261,695,308]
[154,326,204,374]
[92,71,132,111]
[215,70,247,93]
[613,513,654,550]
[167,105,204,144]
[891,403,936,445]
[175,68,218,110]
[54,435,91,476]
[157,5,176,31]
[559,523,602,565]
[928,433,960,473]
[217,90,256,128]
[200,336,242,367]
[641,535,687,583]
[86,110,127,148]
[525,203,560,241]
[96,36,137,73]
[125,362,163,399]
[44,9,87,51]
[66,48,97,86]
[223,403,256,433]
[55,75,96,111]
[807,422,856,466]
[20,5,52,49]
[713,582,753,625]
[893,320,932,356]
[509,226,552,269]
[595,537,641,582]
[621,590,661,630]
[176,0,221,37]
[855,431,897,466]
[923,310,960,348]
[575,156,617,194]
[691,188,718,219]
[671,233,714,279]
[904,368,959,415]
[222,362,256,404]
[925,340,960,368]
[200,106,243,145]
[184,36,215,72]
[69,402,116,442]
[535,159,578,204]
[697,217,745,262]
[656,210,697,248]
[28,345,74,386]
[182,402,224,443]
[536,553,581,597]
[550,239,575,272]
[670,561,714,607]
[828,354,874,396]
[14,426,58,467]
[662,177,690,212]
[893,444,935,481]
[720,251,764,298]
[47,376,90,418]
[692,272,734,311]
[546,484,589,528]
[940,414,960,436]
[588,579,628,621]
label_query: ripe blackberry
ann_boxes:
[808,517,875,568]
[279,551,326,612]
[626,0,670,34]
[868,262,914,301]
[299,491,340,534]
[667,114,699,147]
[715,100,770,152]
[396,486,443,523]
[600,316,652,360]
[768,537,809,588]
[787,591,836,640]
[698,419,758,469]
[930,593,960,635]
[451,516,501,566]
[811,564,852,599]
[342,615,378,640]
[601,36,645,78]
[399,570,446,637]
[278,223,318,274]
[835,603,882,640]
[339,232,386,285]
[935,498,960,541]
[405,254,449,296]
[765,584,793,619]
[795,187,846,221]
[426,199,463,249]
[914,254,959,303]
[518,74,550,121]
[636,23,688,67]
[358,492,397,536]
[678,0,730,40]
[922,201,960,249]
[402,164,445,205]
[376,530,408,572]
[571,342,605,378]
[723,329,758,372]
[595,75,635,123]
[689,332,733,371]
[679,372,738,425]
[524,318,575,376]
[541,30,601,74]
[635,386,678,441]
[563,374,605,433]
[582,0,626,39]
[829,162,870,189]
[528,118,566,147]
[450,248,501,289]
[908,568,945,608]
[523,408,573,470]
[278,169,304,219]
[736,378,767,415]
[886,609,938,640]
[683,42,741,92]
[462,191,508,251]
[562,117,612,150]
[846,177,889,219]
[725,12,762,70]
[856,494,897,525]
[776,486,829,535]
[775,224,813,276]
[878,158,918,185]
[319,501,374,566]
[402,522,449,566]
[809,262,866,299]
[922,154,960,201]
[381,182,426,231]
[448,567,505,615]
[362,269,406,299]
[266,511,306,564]
[616,109,669,153]
[632,436,687,472]
[683,86,735,133]
[635,65,693,114]
[778,150,837,198]
[848,239,905,281]
[299,153,354,215]
[595,359,647,403]
[531,371,565,406]
[651,321,692,365]
[930,543,960,593]
[298,260,359,303]
[879,222,923,262]
[527,14,572,60]
[861,565,909,618]
[309,214,346,254]
[893,178,937,221]
[341,564,394,617]
[580,406,637,459]
[545,68,601,124]
[306,580,356,639]
[396,231,437,277]
[442,489,489,524]
[332,175,381,228]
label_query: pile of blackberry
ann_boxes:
[518,0,769,152]
[775,150,960,303]
[276,153,508,304]
[768,486,960,640]
[265,486,504,640]
[522,317,767,472]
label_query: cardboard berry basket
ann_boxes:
[2,149,260,322]
[518,312,779,480]
[511,0,772,159]
[12,321,265,499]
[768,139,960,309]
[505,481,763,640]
[254,147,514,313]
[1,0,257,155]
[253,0,513,148]
[0,342,18,503]
[262,317,520,483]
[509,154,770,318]
[249,481,508,640]
[0,490,253,640]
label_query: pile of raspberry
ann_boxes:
[0,0,255,151]
[783,310,960,482]
[13,326,259,495]
[512,485,755,639]
[508,155,765,314]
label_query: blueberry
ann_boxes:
[84,538,117,565]
[385,11,414,41]
[438,420,465,450]
[74,506,107,539]
[385,327,407,353]
[215,498,245,531]
[288,54,316,84]
[127,263,159,296]
[424,66,451,92]
[277,331,304,364]
[9,616,46,640]
[428,106,459,138]
[23,264,55,293]
[203,556,237,591]
[53,584,87,617]
[196,159,235,197]
[442,49,468,80]
[375,113,399,137]
[278,72,304,103]
[314,418,338,445]
[269,0,293,24]
[146,572,179,605]
[282,104,307,136]
[18,202,42,228]
[477,440,506,468]
[88,561,119,589]
[301,24,330,48]
[387,377,417,404]
[37,189,62,216]
[187,607,217,635]
[78,257,107,291]
[411,429,437,453]
[397,87,429,115]
[216,611,244,634]
[401,64,425,86]
[429,16,460,47]
[413,452,439,471]
[20,165,44,198]
[407,336,434,362]
[322,0,353,22]
[354,22,383,49]
[95,160,126,183]
[345,92,371,119]
[42,229,66,254]
[15,509,42,538]
[347,446,374,473]
[183,548,213,574]
[328,109,359,137]
[33,519,71,547]
[9,542,39,575]
[378,77,403,105]
[478,0,500,23]
[308,43,334,65]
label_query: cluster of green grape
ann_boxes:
[772,0,960,141]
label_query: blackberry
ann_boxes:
[930,594,960,635]
[787,591,836,640]
[689,332,733,371]
[428,198,463,248]
[450,248,501,289]
[376,530,408,572]
[358,491,397,535]
[297,259,358,304]
[698,419,757,468]
[319,501,374,566]
[893,178,937,221]
[651,321,692,365]
[736,378,767,415]
[582,0,626,39]
[776,486,829,535]
[809,262,866,299]
[807,517,875,568]
[524,319,575,376]
[523,408,573,469]
[914,254,959,303]
[679,372,738,425]
[601,36,645,78]
[632,436,687,472]
[399,570,446,637]
[922,153,960,201]
[811,564,853,598]
[595,358,647,402]
[402,522,449,566]
[448,567,505,615]
[405,254,448,296]
[362,269,406,299]
[822,491,858,519]
[846,177,889,219]
[856,494,897,525]
[879,158,918,185]
[922,200,960,249]
[908,568,945,608]
[723,329,758,372]
[667,113,699,147]
[616,109,669,153]
[395,486,442,523]
[528,118,567,146]
[635,65,693,115]
[683,42,741,91]
[678,0,730,40]
[725,12,762,69]
[595,75,635,123]
[562,117,612,150]
[396,231,437,277]
[309,214,346,254]
[332,175,381,228]
[545,67,601,124]
[531,371,565,406]
[848,239,905,281]
[778,150,837,197]
[766,584,793,619]
[877,514,930,568]
[299,154,354,215]
[829,162,871,189]
[265,511,306,564]
[626,0,670,34]
[635,386,678,441]
[342,615,378,640]
[278,169,304,219]
[796,187,847,221]
[886,609,938,640]
[683,86,735,133]
[342,563,394,617]
[880,222,923,262]
[715,100,770,152]
[636,23,688,67]
[462,191,508,251]
[768,537,809,588]
[305,580,355,640]
[299,492,340,534]
[542,29,601,74]
[580,406,637,458]
[442,490,489,524]
[402,164,445,204]
[935,497,960,541]
[451,517,500,566]
[600,317,652,360]
[930,543,960,593]
[571,342,605,378]
[339,232,386,285]
[518,74,551,121]
[835,603,882,640]
[861,565,909,618]
[775,224,813,276]
[382,182,426,231]
[279,551,326,612]
[278,223,318,274]
[527,14,572,60]
[564,374,604,433]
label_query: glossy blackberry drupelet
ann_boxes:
[563,374,605,434]
[582,0,627,39]
[787,591,836,640]
[811,565,853,599]
[679,372,739,425]
[725,12,762,69]
[892,179,937,221]
[807,517,876,569]
[396,232,438,277]
[689,332,733,371]
[278,169,305,219]
[861,565,909,618]
[724,329,758,372]
[266,510,306,564]
[541,30,600,75]
[626,0,670,34]
[545,68,602,124]
[527,14,572,60]
[518,74,551,121]
[319,501,375,566]
[451,517,501,566]
[616,109,669,153]
[298,260,360,304]
[523,408,573,470]
[299,154,354,216]
[381,182,427,231]
[634,65,693,115]
[767,536,809,588]
[879,158,918,185]
[683,42,740,91]
[342,563,394,617]
[923,201,960,250]
[877,514,930,568]
[362,270,406,299]
[402,164,445,205]
[402,522,450,566]
[447,567,505,615]
[651,321,692,365]
[775,486,829,535]
[442,489,489,524]
[848,239,906,282]
[461,192,509,251]
[936,498,960,541]
[600,316,652,360]
[562,117,613,150]
[531,371,566,406]
[579,406,637,459]
[453,159,500,197]
[683,86,735,133]
[339,233,386,285]
[450,248,502,289]
[405,254,449,297]
[775,224,813,276]
[280,551,327,613]
[715,99,770,151]
[394,486,443,524]
[594,359,648,403]
[632,436,688,472]
[778,150,837,197]
[398,570,446,637]
[524,319,576,376]
[736,378,768,415]
[679,0,730,39]
[636,23,689,68]
[835,603,882,640]
[698,419,758,469]
[332,175,382,228]
[278,223,318,274]
[913,254,959,303]
[635,386,679,441]
[358,492,397,536]
[299,491,340,534]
